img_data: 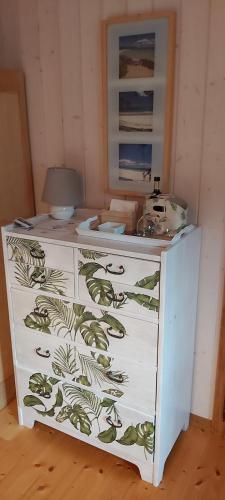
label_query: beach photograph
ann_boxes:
[119,32,155,79]
[119,144,152,183]
[119,91,154,132]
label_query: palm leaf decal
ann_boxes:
[7,237,45,266]
[52,345,77,377]
[14,262,34,288]
[125,292,159,312]
[79,249,107,260]
[135,271,160,290]
[63,384,102,420]
[78,352,127,389]
[35,296,76,337]
[24,311,51,334]
[86,278,114,306]
[79,262,105,278]
[39,268,67,295]
[80,321,109,351]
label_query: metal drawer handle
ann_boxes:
[106,292,125,303]
[35,347,50,358]
[106,264,125,275]
[30,271,47,284]
[34,307,48,318]
[106,416,122,428]
[30,248,45,259]
[106,371,124,384]
[106,327,125,339]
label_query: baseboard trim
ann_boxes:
[190,413,212,431]
[0,374,15,410]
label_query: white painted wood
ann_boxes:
[80,0,105,208]
[173,0,210,223]
[2,216,201,485]
[78,248,160,288]
[57,0,85,202]
[192,0,225,418]
[11,289,158,365]
[16,366,155,467]
[7,261,75,298]
[14,328,157,415]
[153,227,201,486]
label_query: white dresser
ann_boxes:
[1,212,201,486]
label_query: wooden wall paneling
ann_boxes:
[152,0,181,194]
[18,0,48,213]
[173,0,210,223]
[80,0,105,208]
[37,0,64,194]
[57,0,85,204]
[102,0,127,18]
[127,0,153,13]
[0,0,21,68]
[192,0,225,418]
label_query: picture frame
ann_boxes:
[101,12,176,196]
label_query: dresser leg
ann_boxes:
[19,408,35,429]
[137,463,153,484]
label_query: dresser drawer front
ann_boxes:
[15,329,157,414]
[17,367,155,465]
[12,289,158,365]
[8,260,74,297]
[78,275,159,322]
[6,236,74,273]
[78,248,160,291]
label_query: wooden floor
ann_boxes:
[0,401,224,500]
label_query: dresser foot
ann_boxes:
[182,413,190,431]
[19,409,35,429]
[137,463,153,484]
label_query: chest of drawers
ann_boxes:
[1,213,201,486]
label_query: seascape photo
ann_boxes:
[119,32,155,79]
[119,91,154,132]
[119,144,152,183]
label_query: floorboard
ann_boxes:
[0,401,224,499]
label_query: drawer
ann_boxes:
[78,274,159,322]
[8,260,74,298]
[78,248,160,290]
[11,289,158,365]
[17,366,155,467]
[6,236,74,273]
[15,329,157,414]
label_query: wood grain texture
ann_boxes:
[0,400,224,499]
[0,69,35,408]
[213,279,225,434]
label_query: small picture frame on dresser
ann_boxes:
[101,11,176,196]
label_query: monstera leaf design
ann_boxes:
[24,387,63,417]
[24,311,51,334]
[136,421,155,456]
[62,384,102,421]
[56,405,73,422]
[125,292,159,312]
[86,278,114,306]
[69,404,91,436]
[79,249,107,260]
[98,426,117,443]
[80,321,109,351]
[29,373,59,398]
[117,425,138,446]
[135,270,160,290]
[79,262,104,279]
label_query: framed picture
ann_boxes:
[102,12,176,195]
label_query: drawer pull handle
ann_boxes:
[31,272,47,284]
[30,248,45,260]
[34,307,48,318]
[106,292,125,303]
[106,416,122,428]
[107,327,125,339]
[106,371,124,384]
[106,264,125,275]
[35,347,50,358]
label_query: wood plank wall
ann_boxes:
[0,0,224,419]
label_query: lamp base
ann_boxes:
[50,205,74,220]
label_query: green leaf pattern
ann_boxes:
[23,371,155,457]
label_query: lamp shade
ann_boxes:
[42,167,80,207]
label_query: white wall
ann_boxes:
[0,0,224,418]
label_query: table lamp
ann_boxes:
[42,166,81,219]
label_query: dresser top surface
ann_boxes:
[2,208,188,262]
